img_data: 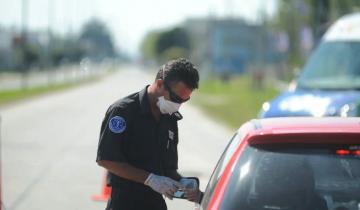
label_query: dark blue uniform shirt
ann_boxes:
[96,86,182,189]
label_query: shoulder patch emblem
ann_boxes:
[109,116,126,134]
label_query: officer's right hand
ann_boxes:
[144,173,183,199]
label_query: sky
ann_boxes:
[0,0,277,57]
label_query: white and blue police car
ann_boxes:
[259,13,360,118]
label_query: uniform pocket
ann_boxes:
[162,138,178,170]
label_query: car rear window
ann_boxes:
[220,144,360,210]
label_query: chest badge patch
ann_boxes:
[168,130,174,140]
[109,116,126,134]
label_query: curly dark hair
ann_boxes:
[155,58,199,90]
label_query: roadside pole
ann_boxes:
[0,115,3,210]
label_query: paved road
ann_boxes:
[1,65,232,210]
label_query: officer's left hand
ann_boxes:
[184,188,203,203]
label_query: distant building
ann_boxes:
[0,26,51,71]
[184,17,284,76]
[0,27,14,69]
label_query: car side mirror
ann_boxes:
[173,177,200,199]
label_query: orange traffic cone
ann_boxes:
[92,171,112,202]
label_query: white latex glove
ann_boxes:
[144,173,183,199]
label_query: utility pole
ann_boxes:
[0,116,3,210]
[313,0,330,45]
[254,0,268,90]
[47,0,54,86]
[47,0,53,63]
[225,0,234,18]
[21,0,29,89]
[21,0,28,45]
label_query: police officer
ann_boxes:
[96,58,201,210]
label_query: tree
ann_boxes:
[330,0,360,17]
[23,42,41,68]
[141,27,191,63]
[160,47,189,61]
[79,18,116,60]
[155,27,190,60]
[271,0,360,67]
[140,30,161,61]
[271,1,309,65]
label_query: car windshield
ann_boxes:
[220,144,360,210]
[297,41,360,90]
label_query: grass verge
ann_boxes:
[0,77,99,106]
[191,75,279,129]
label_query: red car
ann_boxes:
[200,117,360,210]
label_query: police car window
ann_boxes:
[298,41,360,90]
[220,144,360,210]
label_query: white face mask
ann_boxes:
[157,96,181,115]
